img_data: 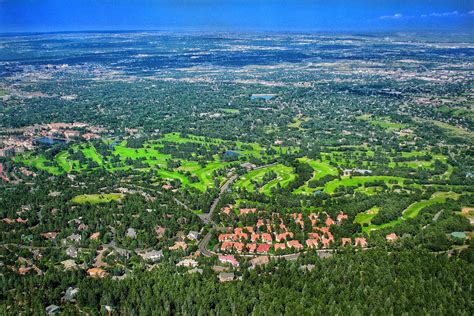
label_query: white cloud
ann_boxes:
[468,10,474,16]
[428,11,460,17]
[379,13,403,20]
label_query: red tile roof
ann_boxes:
[256,244,270,253]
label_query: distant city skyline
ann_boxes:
[0,0,473,33]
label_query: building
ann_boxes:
[355,237,368,248]
[62,287,79,302]
[386,233,398,242]
[87,268,108,278]
[218,272,235,282]
[176,259,198,268]
[126,228,137,239]
[187,231,200,241]
[169,241,187,251]
[256,244,270,254]
[219,255,239,267]
[287,240,303,250]
[46,305,60,315]
[65,246,78,258]
[249,256,269,268]
[341,238,352,246]
[188,268,203,275]
[61,259,77,270]
[139,250,163,262]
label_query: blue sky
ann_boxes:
[0,0,472,33]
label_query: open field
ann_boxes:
[71,193,122,204]
[293,158,338,194]
[323,176,405,194]
[234,164,295,194]
[362,191,460,233]
[354,207,380,225]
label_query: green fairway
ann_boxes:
[323,176,404,194]
[294,158,338,194]
[71,193,122,204]
[354,207,380,225]
[234,164,295,194]
[363,191,460,233]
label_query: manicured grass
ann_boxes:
[234,164,295,194]
[156,169,189,186]
[288,116,309,130]
[260,166,296,195]
[354,207,379,225]
[71,193,122,204]
[294,158,338,194]
[363,191,459,233]
[220,108,240,114]
[323,176,404,194]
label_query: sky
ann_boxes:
[0,0,473,33]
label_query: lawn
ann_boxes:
[323,176,405,194]
[234,164,295,194]
[294,158,338,194]
[71,193,122,204]
[354,207,380,225]
[363,191,459,233]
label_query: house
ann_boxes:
[308,233,320,240]
[261,233,272,244]
[240,162,256,170]
[221,242,234,252]
[218,272,235,282]
[247,243,257,253]
[337,212,348,222]
[188,268,203,275]
[275,232,293,242]
[45,304,60,315]
[341,238,352,247]
[256,244,270,254]
[221,206,232,215]
[287,240,303,250]
[162,184,173,190]
[274,243,286,251]
[219,234,234,242]
[249,256,269,268]
[65,246,78,258]
[67,233,81,243]
[126,228,137,239]
[87,268,108,278]
[321,237,331,248]
[16,217,28,223]
[41,232,59,240]
[187,231,200,241]
[386,233,398,242]
[89,232,100,240]
[154,226,166,238]
[61,259,77,270]
[355,237,368,247]
[219,255,239,267]
[306,239,319,249]
[169,241,187,251]
[139,250,163,262]
[233,242,244,252]
[240,208,256,215]
[176,259,198,268]
[62,287,79,302]
[325,217,335,226]
[251,233,260,242]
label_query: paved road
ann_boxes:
[197,163,278,257]
[198,174,238,224]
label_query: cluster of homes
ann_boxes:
[218,207,368,254]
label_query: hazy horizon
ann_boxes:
[0,0,472,34]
